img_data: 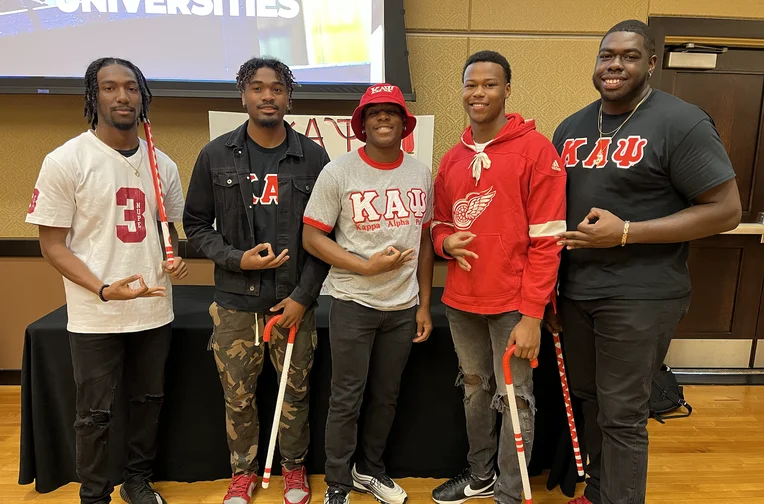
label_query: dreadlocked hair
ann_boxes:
[236,56,297,108]
[84,57,153,129]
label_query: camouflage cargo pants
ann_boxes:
[209,302,317,475]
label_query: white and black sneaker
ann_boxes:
[325,486,350,504]
[431,468,496,504]
[119,476,167,504]
[351,465,407,504]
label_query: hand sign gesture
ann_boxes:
[241,243,289,270]
[364,246,415,276]
[443,231,479,271]
[102,274,166,300]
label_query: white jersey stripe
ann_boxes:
[529,220,567,238]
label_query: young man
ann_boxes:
[183,57,331,504]
[551,20,741,504]
[26,57,188,504]
[430,50,566,504]
[302,83,434,504]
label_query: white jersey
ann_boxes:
[25,130,185,334]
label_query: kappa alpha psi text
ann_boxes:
[351,188,427,232]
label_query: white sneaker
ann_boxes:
[351,465,407,504]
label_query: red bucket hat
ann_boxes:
[351,83,416,143]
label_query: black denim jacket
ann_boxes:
[183,120,331,308]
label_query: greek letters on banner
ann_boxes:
[208,111,435,169]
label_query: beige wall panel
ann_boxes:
[468,37,601,139]
[1,95,84,238]
[406,35,470,172]
[754,344,764,368]
[433,261,447,287]
[664,339,753,369]
[403,0,470,31]
[0,94,243,238]
[0,93,359,238]
[0,258,214,370]
[649,0,764,19]
[0,258,66,369]
[471,0,648,34]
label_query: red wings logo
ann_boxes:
[452,186,496,230]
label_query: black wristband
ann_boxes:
[98,284,110,302]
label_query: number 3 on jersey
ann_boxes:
[116,187,147,243]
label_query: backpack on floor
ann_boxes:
[649,364,692,423]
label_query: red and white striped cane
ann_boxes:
[261,315,297,488]
[143,120,174,266]
[552,332,585,477]
[502,344,539,504]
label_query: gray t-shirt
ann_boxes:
[303,148,433,311]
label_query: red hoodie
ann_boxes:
[432,113,566,319]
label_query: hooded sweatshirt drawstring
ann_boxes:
[461,137,492,185]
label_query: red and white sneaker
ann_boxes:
[283,465,311,504]
[568,496,593,504]
[224,472,258,504]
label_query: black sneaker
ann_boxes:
[324,486,350,504]
[431,468,496,504]
[119,477,167,504]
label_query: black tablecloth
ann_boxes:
[19,286,585,496]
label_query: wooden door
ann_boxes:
[649,18,764,369]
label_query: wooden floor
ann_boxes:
[1,385,763,504]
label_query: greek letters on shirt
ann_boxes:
[250,173,278,204]
[560,136,648,169]
[350,188,427,232]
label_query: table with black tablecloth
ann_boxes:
[19,286,585,497]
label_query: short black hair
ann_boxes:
[463,50,511,85]
[603,19,656,56]
[84,57,152,129]
[236,56,297,106]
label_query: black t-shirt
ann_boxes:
[217,135,287,312]
[117,146,139,157]
[552,89,736,300]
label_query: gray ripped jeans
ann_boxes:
[446,306,535,504]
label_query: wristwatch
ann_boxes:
[98,284,110,302]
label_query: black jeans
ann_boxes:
[69,324,172,504]
[324,298,416,491]
[558,295,690,504]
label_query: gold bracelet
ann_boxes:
[621,220,630,247]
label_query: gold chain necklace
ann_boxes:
[94,129,142,177]
[598,87,652,139]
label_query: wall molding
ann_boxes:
[674,369,764,385]
[406,31,603,39]
[0,370,21,386]
[0,238,447,261]
[0,239,206,259]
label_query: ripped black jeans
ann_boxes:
[69,324,172,504]
[446,307,535,504]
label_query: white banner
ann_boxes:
[208,111,436,170]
